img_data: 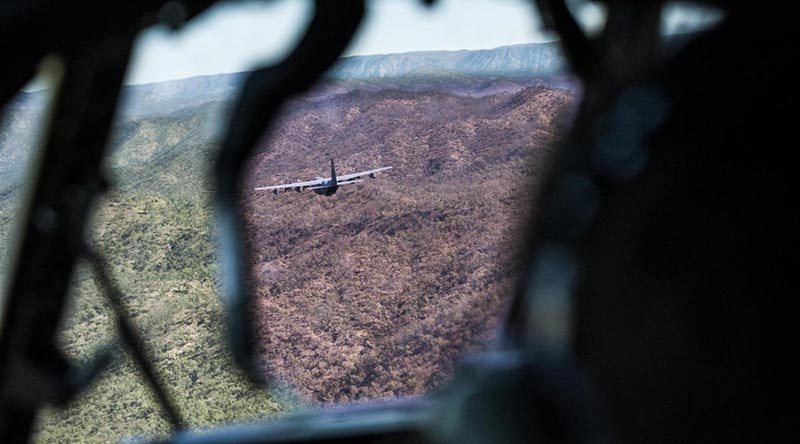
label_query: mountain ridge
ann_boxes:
[8,42,566,117]
[329,42,563,79]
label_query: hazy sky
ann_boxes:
[124,0,551,85]
[26,0,721,89]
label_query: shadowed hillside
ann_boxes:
[243,84,577,403]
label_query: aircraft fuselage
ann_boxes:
[314,181,339,196]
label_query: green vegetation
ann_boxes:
[0,101,288,442]
[33,190,285,443]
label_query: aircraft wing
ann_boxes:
[255,178,323,191]
[336,166,393,182]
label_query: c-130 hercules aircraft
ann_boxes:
[255,159,393,196]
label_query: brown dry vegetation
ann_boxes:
[243,84,577,404]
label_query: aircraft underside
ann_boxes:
[315,186,338,196]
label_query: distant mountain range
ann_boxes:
[7,33,706,120]
[6,42,567,118]
[328,42,564,79]
[125,42,565,115]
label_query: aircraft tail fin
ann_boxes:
[330,159,337,185]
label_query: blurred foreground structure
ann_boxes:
[0,0,793,443]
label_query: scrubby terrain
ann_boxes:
[0,42,577,442]
[1,100,285,443]
[243,83,576,402]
